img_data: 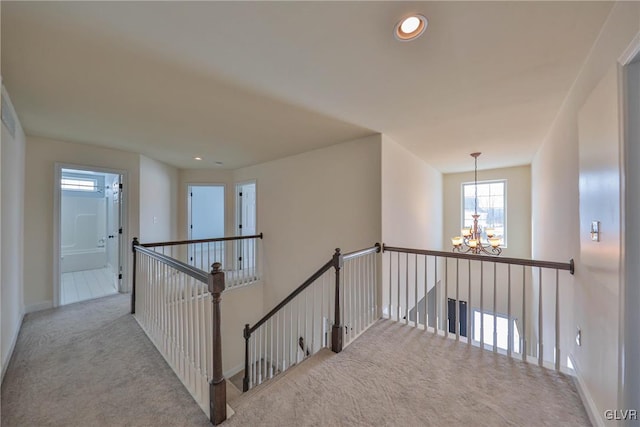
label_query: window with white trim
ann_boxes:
[462,180,506,246]
[61,172,104,198]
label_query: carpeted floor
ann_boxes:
[227,319,591,427]
[2,295,590,427]
[1,294,211,427]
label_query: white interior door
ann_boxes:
[188,185,225,270]
[236,181,256,270]
[109,175,123,291]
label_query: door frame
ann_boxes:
[235,180,257,271]
[618,31,640,415]
[186,182,226,240]
[235,179,258,236]
[53,163,128,307]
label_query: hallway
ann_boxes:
[1,294,209,426]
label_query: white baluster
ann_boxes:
[522,266,527,362]
[538,268,543,367]
[493,263,497,353]
[456,259,460,341]
[555,269,560,371]
[507,265,512,357]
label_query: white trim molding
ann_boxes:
[569,354,604,427]
[1,312,24,381]
[618,30,640,418]
[24,301,54,314]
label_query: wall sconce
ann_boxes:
[590,220,600,242]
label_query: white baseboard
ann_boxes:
[24,300,53,314]
[569,354,603,427]
[1,312,24,383]
[224,363,244,379]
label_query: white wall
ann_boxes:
[178,136,382,373]
[233,134,382,310]
[381,136,442,321]
[381,136,442,250]
[139,155,178,243]
[531,3,640,424]
[576,65,621,418]
[24,136,140,309]
[1,85,26,379]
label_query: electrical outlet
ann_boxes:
[153,216,158,224]
[576,327,582,346]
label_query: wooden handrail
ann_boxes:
[141,233,263,248]
[382,244,574,274]
[248,258,334,334]
[343,243,381,261]
[133,242,209,283]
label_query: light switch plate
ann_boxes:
[590,221,600,242]
[576,327,582,346]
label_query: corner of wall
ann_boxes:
[1,83,27,383]
[381,135,443,249]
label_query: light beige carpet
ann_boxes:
[227,319,591,427]
[1,294,211,427]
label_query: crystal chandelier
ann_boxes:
[451,152,502,256]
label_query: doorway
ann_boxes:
[622,48,640,416]
[187,184,225,269]
[236,181,257,270]
[57,167,123,306]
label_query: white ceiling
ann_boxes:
[1,1,612,172]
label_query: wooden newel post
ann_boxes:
[242,324,251,392]
[208,262,227,425]
[131,237,139,314]
[331,248,343,353]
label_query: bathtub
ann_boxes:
[61,247,107,273]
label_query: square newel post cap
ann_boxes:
[208,262,225,294]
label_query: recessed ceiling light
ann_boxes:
[194,156,202,161]
[394,14,427,42]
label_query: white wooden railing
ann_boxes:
[381,245,574,371]
[143,234,263,289]
[132,240,227,424]
[341,247,379,348]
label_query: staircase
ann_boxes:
[132,236,577,425]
